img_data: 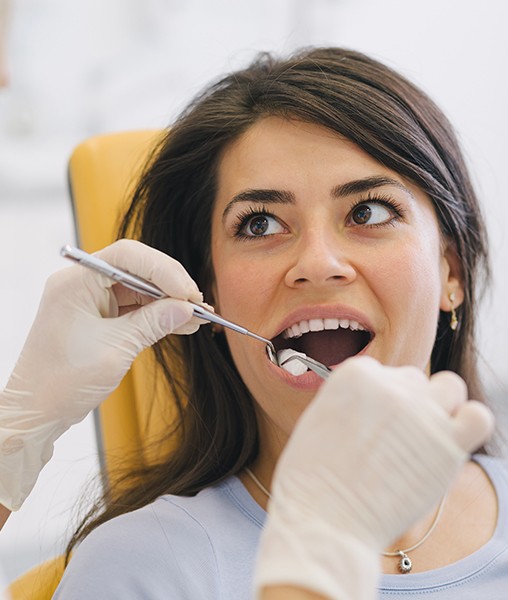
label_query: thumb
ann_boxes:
[452,401,495,454]
[120,298,196,351]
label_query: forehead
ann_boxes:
[214,116,423,207]
[218,117,363,181]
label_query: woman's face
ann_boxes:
[211,117,462,454]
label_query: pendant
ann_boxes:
[397,551,412,574]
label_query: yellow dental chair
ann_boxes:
[7,129,173,599]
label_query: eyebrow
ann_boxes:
[221,175,413,222]
[222,189,295,222]
[332,176,414,198]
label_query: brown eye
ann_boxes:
[235,210,286,239]
[352,204,372,225]
[349,201,394,226]
[248,216,269,235]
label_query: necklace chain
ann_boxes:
[245,467,272,498]
[382,494,447,556]
[244,467,447,574]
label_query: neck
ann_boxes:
[240,462,273,510]
[381,460,496,574]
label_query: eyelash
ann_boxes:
[233,205,280,240]
[348,194,405,228]
[232,195,405,240]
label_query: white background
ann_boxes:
[0,0,507,589]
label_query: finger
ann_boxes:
[120,298,196,350]
[172,316,203,335]
[114,287,216,321]
[428,371,468,416]
[200,301,215,313]
[113,284,154,309]
[389,364,429,394]
[452,401,495,454]
[331,355,381,380]
[96,240,204,304]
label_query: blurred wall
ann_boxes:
[0,0,507,588]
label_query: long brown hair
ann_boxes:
[67,47,490,556]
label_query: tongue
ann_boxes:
[284,329,368,367]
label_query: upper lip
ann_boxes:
[270,304,374,340]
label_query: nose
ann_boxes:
[284,229,357,289]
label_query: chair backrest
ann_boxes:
[7,130,179,600]
[68,129,181,487]
[6,556,67,600]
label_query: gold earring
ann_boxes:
[449,292,458,331]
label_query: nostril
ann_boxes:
[292,274,347,286]
[285,256,356,287]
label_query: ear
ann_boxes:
[439,245,464,311]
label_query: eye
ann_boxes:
[348,198,403,227]
[235,210,285,238]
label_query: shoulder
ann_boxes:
[54,476,265,599]
[54,498,219,599]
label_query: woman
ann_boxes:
[0,243,487,600]
[1,47,504,598]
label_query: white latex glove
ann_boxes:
[0,239,205,511]
[255,356,494,600]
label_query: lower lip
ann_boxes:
[267,341,372,390]
[267,358,325,390]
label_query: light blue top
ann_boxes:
[53,454,508,599]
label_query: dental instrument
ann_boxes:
[278,350,331,379]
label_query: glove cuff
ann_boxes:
[0,421,61,511]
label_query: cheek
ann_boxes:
[376,247,438,292]
[370,240,444,365]
[213,264,252,318]
[212,252,281,322]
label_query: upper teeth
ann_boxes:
[282,318,366,339]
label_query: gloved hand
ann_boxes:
[0,239,205,511]
[255,357,494,600]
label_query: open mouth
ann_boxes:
[271,318,373,368]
